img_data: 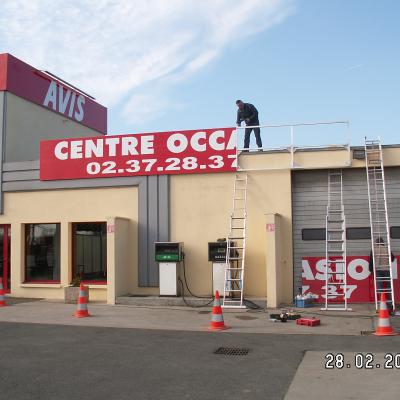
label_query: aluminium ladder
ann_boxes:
[365,138,395,311]
[222,173,248,309]
[322,169,350,311]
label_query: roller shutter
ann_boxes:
[292,167,400,294]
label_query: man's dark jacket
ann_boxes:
[236,103,259,125]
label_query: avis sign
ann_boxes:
[40,128,237,180]
[0,53,106,133]
[43,81,85,122]
[302,256,400,303]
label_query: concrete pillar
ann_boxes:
[106,217,116,305]
[106,217,130,305]
[60,222,70,287]
[265,213,282,308]
[10,223,23,294]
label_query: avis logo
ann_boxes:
[43,81,85,122]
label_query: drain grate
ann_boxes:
[214,347,250,356]
[360,330,374,336]
[198,310,211,315]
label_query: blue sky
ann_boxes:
[0,0,399,146]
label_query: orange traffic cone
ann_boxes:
[0,278,7,307]
[374,292,398,336]
[208,291,229,331]
[75,283,90,318]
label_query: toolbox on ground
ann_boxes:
[296,318,320,327]
[294,298,314,308]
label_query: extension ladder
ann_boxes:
[365,138,395,311]
[322,170,349,311]
[222,173,248,309]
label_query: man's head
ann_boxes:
[236,100,244,110]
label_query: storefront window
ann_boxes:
[73,223,107,283]
[25,224,60,282]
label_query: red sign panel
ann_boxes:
[266,224,275,232]
[0,53,107,134]
[302,256,400,303]
[40,128,237,180]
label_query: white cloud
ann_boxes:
[0,0,294,126]
[121,90,184,125]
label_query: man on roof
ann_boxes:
[236,100,263,151]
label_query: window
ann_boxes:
[391,227,400,239]
[73,223,107,283]
[25,224,60,282]
[346,227,371,240]
[302,228,325,241]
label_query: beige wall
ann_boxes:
[0,187,138,302]
[4,92,104,162]
[170,162,293,299]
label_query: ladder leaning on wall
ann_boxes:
[365,137,395,311]
[222,173,248,309]
[322,169,350,311]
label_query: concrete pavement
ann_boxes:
[0,298,383,335]
[285,351,400,400]
[1,322,400,400]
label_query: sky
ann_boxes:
[0,0,399,147]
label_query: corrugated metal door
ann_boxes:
[292,167,400,294]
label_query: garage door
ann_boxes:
[292,167,400,295]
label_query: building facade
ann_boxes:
[1,54,400,305]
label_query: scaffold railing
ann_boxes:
[235,120,351,170]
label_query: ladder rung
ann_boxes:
[228,257,243,260]
[228,246,244,249]
[226,268,244,271]
[327,260,345,263]
[231,217,245,220]
[228,237,244,239]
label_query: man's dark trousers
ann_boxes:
[244,120,262,149]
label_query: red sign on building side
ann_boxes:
[40,128,237,180]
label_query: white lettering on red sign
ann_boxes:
[43,81,85,122]
[40,128,238,180]
[301,256,400,303]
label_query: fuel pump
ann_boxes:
[155,242,183,296]
[208,240,229,295]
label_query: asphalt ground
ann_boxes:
[1,322,400,400]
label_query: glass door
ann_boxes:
[0,225,11,292]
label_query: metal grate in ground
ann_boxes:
[214,347,250,356]
[360,330,374,335]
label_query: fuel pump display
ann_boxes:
[155,242,183,296]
